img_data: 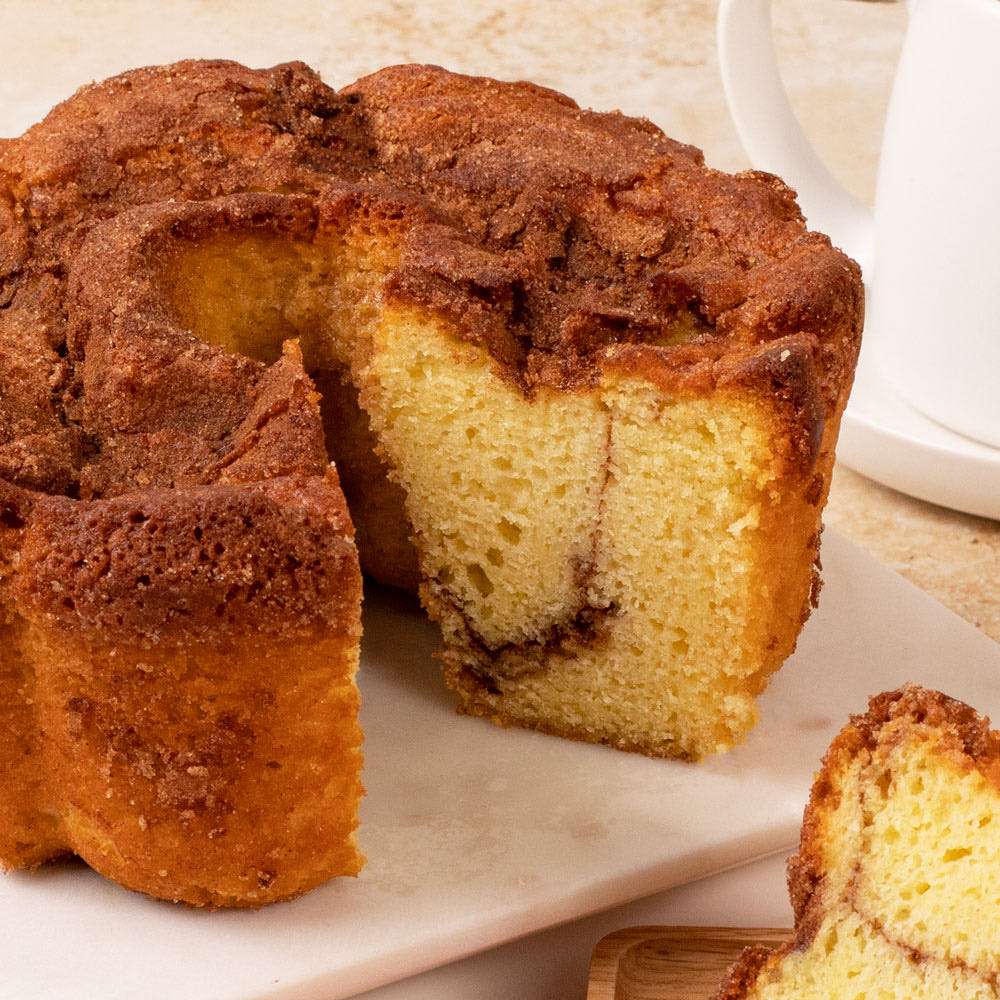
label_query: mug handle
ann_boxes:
[717,0,874,272]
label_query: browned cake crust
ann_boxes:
[0,59,861,506]
[6,472,363,906]
[714,685,1000,999]
[1,59,862,903]
[0,63,367,905]
[346,66,860,416]
[715,946,776,1000]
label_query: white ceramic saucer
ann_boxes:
[839,340,1000,521]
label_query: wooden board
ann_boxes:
[587,926,792,1000]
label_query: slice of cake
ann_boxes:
[716,685,1000,1000]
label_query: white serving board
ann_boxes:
[3,530,999,1000]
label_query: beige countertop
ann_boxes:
[3,0,996,640]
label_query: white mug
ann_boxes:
[718,0,1000,449]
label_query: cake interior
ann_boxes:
[163,221,810,759]
[745,721,1000,998]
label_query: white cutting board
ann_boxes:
[3,530,999,1000]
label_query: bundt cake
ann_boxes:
[716,685,1000,1000]
[0,59,862,905]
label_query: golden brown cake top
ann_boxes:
[346,64,860,381]
[0,61,346,497]
[0,58,863,507]
[16,473,360,643]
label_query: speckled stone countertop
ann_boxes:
[2,0,996,640]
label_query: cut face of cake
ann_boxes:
[715,685,1000,1000]
[0,59,862,905]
